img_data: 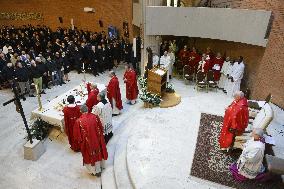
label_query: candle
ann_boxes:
[83,63,85,70]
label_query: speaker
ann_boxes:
[99,20,103,27]
[59,17,63,23]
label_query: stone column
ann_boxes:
[140,0,163,75]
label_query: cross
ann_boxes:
[2,79,33,144]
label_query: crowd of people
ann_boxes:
[159,40,245,97]
[0,25,136,96]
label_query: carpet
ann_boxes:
[190,113,283,189]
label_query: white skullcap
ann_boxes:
[253,128,264,137]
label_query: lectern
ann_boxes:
[147,68,167,96]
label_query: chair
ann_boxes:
[195,71,207,92]
[248,94,272,118]
[174,60,184,78]
[183,65,194,85]
[233,103,274,149]
[207,70,217,92]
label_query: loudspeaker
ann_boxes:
[59,17,63,23]
[99,20,103,27]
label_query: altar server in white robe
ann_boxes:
[160,51,172,82]
[224,60,235,93]
[230,128,266,180]
[92,92,113,144]
[152,54,160,67]
[218,57,231,89]
[227,57,245,97]
[168,49,175,79]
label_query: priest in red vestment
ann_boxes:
[212,52,224,81]
[63,95,82,152]
[189,47,201,70]
[219,91,249,151]
[107,71,123,115]
[86,82,99,113]
[123,65,139,105]
[178,45,190,66]
[73,105,108,177]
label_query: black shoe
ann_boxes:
[112,114,119,117]
[29,94,36,97]
[62,82,66,84]
[40,91,46,94]
[47,87,51,89]
[95,172,101,177]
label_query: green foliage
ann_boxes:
[30,118,52,141]
[166,83,175,93]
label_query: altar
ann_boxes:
[30,83,106,131]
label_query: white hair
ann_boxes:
[253,128,264,137]
[234,91,244,98]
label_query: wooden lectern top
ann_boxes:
[147,68,167,96]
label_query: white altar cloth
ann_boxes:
[30,83,106,131]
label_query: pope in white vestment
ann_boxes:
[218,58,231,89]
[227,57,245,97]
[160,51,172,82]
[230,128,266,180]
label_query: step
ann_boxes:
[113,124,134,189]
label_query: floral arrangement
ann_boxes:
[138,76,162,106]
[29,118,53,140]
[166,83,175,93]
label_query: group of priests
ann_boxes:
[176,45,245,97]
[62,64,138,176]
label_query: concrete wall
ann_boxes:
[146,6,271,47]
[0,0,133,38]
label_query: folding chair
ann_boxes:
[207,70,218,92]
[195,71,207,92]
[183,65,194,85]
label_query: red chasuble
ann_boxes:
[219,97,249,149]
[86,83,99,113]
[73,113,108,165]
[63,105,82,151]
[178,49,190,66]
[189,51,201,69]
[123,69,139,100]
[107,76,123,110]
[212,57,224,81]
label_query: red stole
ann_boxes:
[107,76,123,110]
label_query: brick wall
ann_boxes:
[0,0,133,38]
[200,0,284,108]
